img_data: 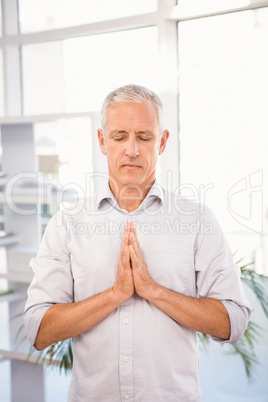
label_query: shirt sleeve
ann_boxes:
[194,206,251,345]
[24,210,73,346]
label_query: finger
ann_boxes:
[130,244,142,273]
[129,222,140,248]
[129,231,139,256]
[119,227,129,259]
[123,245,131,269]
[129,223,142,260]
[129,244,137,268]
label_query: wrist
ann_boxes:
[110,285,132,305]
[140,279,160,302]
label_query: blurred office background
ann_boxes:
[0,1,267,401]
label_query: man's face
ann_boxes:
[98,101,169,194]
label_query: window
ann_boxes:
[18,0,157,33]
[178,8,268,273]
[0,49,4,117]
[21,27,159,115]
[34,117,93,233]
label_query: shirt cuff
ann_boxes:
[24,304,52,347]
[211,300,251,345]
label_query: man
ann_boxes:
[24,84,251,402]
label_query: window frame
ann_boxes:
[0,0,267,187]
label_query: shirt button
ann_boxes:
[124,394,130,400]
[124,356,128,363]
[124,318,129,325]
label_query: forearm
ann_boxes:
[34,287,125,350]
[147,284,231,340]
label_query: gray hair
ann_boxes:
[101,84,163,133]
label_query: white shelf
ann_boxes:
[0,234,20,247]
[0,177,9,186]
[0,348,60,367]
[0,271,33,284]
[0,191,83,205]
[0,325,61,368]
[0,111,99,125]
[0,290,26,303]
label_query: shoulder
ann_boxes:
[46,191,102,230]
[160,188,223,238]
[162,187,216,219]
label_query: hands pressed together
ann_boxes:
[112,221,158,301]
[34,219,231,350]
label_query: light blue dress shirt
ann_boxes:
[24,181,251,402]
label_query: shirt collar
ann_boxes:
[97,181,117,210]
[97,180,164,211]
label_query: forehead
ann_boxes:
[105,101,158,131]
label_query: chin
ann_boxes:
[119,175,144,187]
[121,179,143,187]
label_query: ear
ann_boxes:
[159,130,169,155]
[98,129,107,155]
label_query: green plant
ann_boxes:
[29,337,73,373]
[198,258,268,380]
[21,258,268,379]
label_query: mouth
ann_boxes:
[122,163,142,170]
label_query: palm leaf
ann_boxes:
[240,267,268,318]
[230,321,262,381]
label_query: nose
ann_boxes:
[125,136,139,157]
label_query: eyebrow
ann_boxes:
[109,131,127,136]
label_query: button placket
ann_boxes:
[119,298,134,402]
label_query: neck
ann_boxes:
[109,180,154,212]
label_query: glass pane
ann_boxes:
[22,26,159,114]
[178,9,268,274]
[35,117,92,191]
[177,0,261,18]
[0,48,4,117]
[22,41,64,114]
[19,0,157,33]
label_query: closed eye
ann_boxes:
[114,137,125,141]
